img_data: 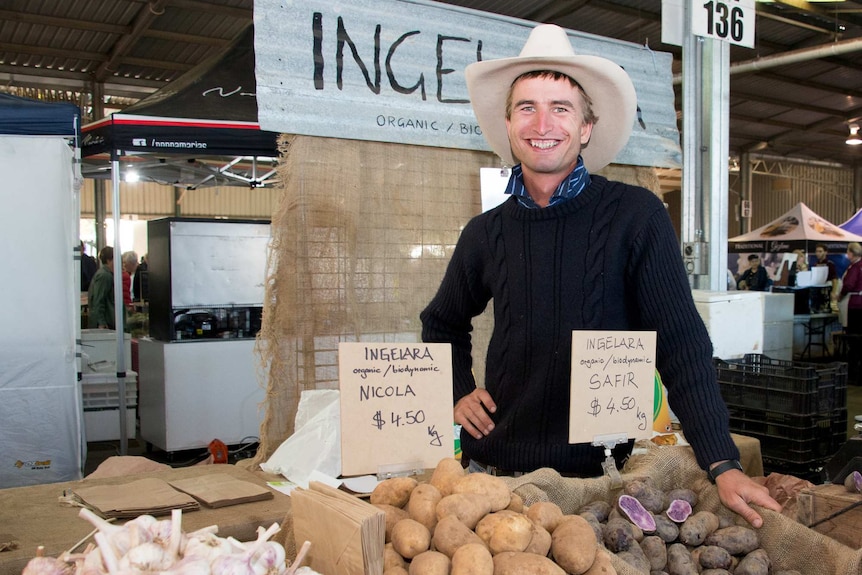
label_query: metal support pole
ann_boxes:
[681,2,730,291]
[111,157,128,456]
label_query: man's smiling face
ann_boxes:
[505,74,593,181]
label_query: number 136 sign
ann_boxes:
[693,0,755,49]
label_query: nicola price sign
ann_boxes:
[253,0,682,169]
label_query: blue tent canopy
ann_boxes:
[0,93,80,137]
[840,209,862,237]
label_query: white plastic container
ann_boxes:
[692,290,764,359]
[81,329,132,373]
[81,371,137,442]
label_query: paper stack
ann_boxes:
[72,478,199,518]
[291,481,385,575]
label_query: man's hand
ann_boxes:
[714,469,781,528]
[454,389,497,439]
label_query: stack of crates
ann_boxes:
[714,354,847,475]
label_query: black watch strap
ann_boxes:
[707,460,743,483]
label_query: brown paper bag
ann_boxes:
[72,477,199,518]
[168,473,274,508]
[291,481,385,575]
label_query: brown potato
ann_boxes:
[451,543,494,575]
[526,501,564,534]
[551,515,598,575]
[407,483,443,532]
[407,550,450,575]
[506,492,525,513]
[523,519,552,557]
[372,476,419,508]
[488,513,534,554]
[383,567,409,575]
[431,515,486,558]
[493,551,567,575]
[451,473,511,511]
[375,504,410,543]
[384,542,408,571]
[475,510,520,544]
[582,548,616,575]
[429,458,465,496]
[435,492,493,530]
[391,518,431,560]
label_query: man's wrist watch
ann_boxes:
[707,460,743,483]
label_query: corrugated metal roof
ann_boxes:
[0,0,860,166]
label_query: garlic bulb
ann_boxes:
[21,510,294,575]
[78,509,152,558]
[117,542,172,573]
[250,542,285,575]
[21,548,72,575]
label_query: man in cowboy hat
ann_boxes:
[421,24,779,527]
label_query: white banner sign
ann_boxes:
[254,0,682,168]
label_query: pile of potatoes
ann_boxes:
[369,458,800,575]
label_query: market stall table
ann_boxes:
[0,464,291,575]
[795,313,839,360]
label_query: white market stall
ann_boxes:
[0,94,84,487]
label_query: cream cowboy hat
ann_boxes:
[465,24,637,172]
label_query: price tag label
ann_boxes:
[692,0,755,48]
[338,342,454,476]
[569,331,656,444]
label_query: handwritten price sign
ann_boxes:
[338,342,453,476]
[569,331,656,444]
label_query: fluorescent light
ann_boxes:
[847,125,862,146]
[124,169,140,182]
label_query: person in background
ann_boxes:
[789,249,809,287]
[88,246,118,329]
[133,253,149,302]
[814,243,837,282]
[420,24,779,528]
[836,242,862,333]
[80,241,98,292]
[121,251,138,313]
[737,254,769,291]
[815,243,840,312]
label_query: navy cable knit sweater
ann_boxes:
[421,175,739,474]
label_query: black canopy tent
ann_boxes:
[81,25,279,189]
[80,26,280,455]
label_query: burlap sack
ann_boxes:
[503,445,862,575]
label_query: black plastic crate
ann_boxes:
[715,354,847,416]
[727,412,841,463]
[727,407,847,465]
[761,456,828,482]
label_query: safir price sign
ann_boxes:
[692,0,755,49]
[569,331,657,444]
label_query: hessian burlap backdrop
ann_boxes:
[251,134,662,465]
